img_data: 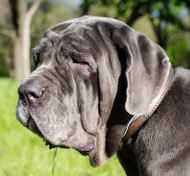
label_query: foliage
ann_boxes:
[167,32,190,68]
[0,78,125,176]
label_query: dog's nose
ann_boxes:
[18,79,45,105]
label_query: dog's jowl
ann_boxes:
[16,16,190,176]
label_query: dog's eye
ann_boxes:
[79,62,86,67]
[73,60,89,68]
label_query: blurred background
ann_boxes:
[0,0,190,82]
[0,0,189,176]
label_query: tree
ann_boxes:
[9,0,41,82]
[0,0,79,79]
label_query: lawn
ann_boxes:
[0,78,125,176]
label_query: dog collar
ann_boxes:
[122,64,174,140]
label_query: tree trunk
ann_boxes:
[14,0,27,82]
[10,0,40,82]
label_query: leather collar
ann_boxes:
[122,64,174,140]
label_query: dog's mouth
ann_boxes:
[26,116,95,155]
[28,118,44,138]
[43,139,94,156]
[43,140,94,157]
[44,140,57,149]
[25,118,64,149]
[43,140,94,156]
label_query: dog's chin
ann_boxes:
[43,139,108,168]
[42,126,109,168]
[88,125,109,168]
[89,150,108,168]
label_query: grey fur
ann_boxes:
[16,16,190,175]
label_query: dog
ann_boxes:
[16,16,190,176]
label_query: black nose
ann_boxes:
[18,79,45,105]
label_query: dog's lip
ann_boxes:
[27,117,44,138]
[76,143,94,151]
[28,118,36,131]
[75,143,95,156]
[43,139,94,155]
[43,139,70,149]
[44,139,57,149]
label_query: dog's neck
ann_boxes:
[122,64,174,141]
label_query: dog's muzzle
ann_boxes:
[17,79,45,137]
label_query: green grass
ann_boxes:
[0,78,125,176]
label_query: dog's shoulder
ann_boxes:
[174,67,190,93]
[169,67,190,127]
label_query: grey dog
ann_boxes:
[16,16,190,176]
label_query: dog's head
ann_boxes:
[16,16,170,167]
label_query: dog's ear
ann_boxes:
[95,22,124,124]
[112,25,171,115]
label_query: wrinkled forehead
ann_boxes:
[32,16,127,61]
[33,18,102,57]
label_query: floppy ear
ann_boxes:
[95,22,122,125]
[112,25,171,115]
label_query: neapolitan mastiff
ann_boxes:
[16,16,190,176]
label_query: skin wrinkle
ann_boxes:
[96,24,114,73]
[74,72,97,136]
[97,70,102,121]
[54,66,73,94]
[54,51,61,65]
[45,68,68,94]
[82,32,100,58]
[44,69,60,88]
[83,84,98,135]
[59,121,77,143]
[33,41,53,67]
[42,74,55,84]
